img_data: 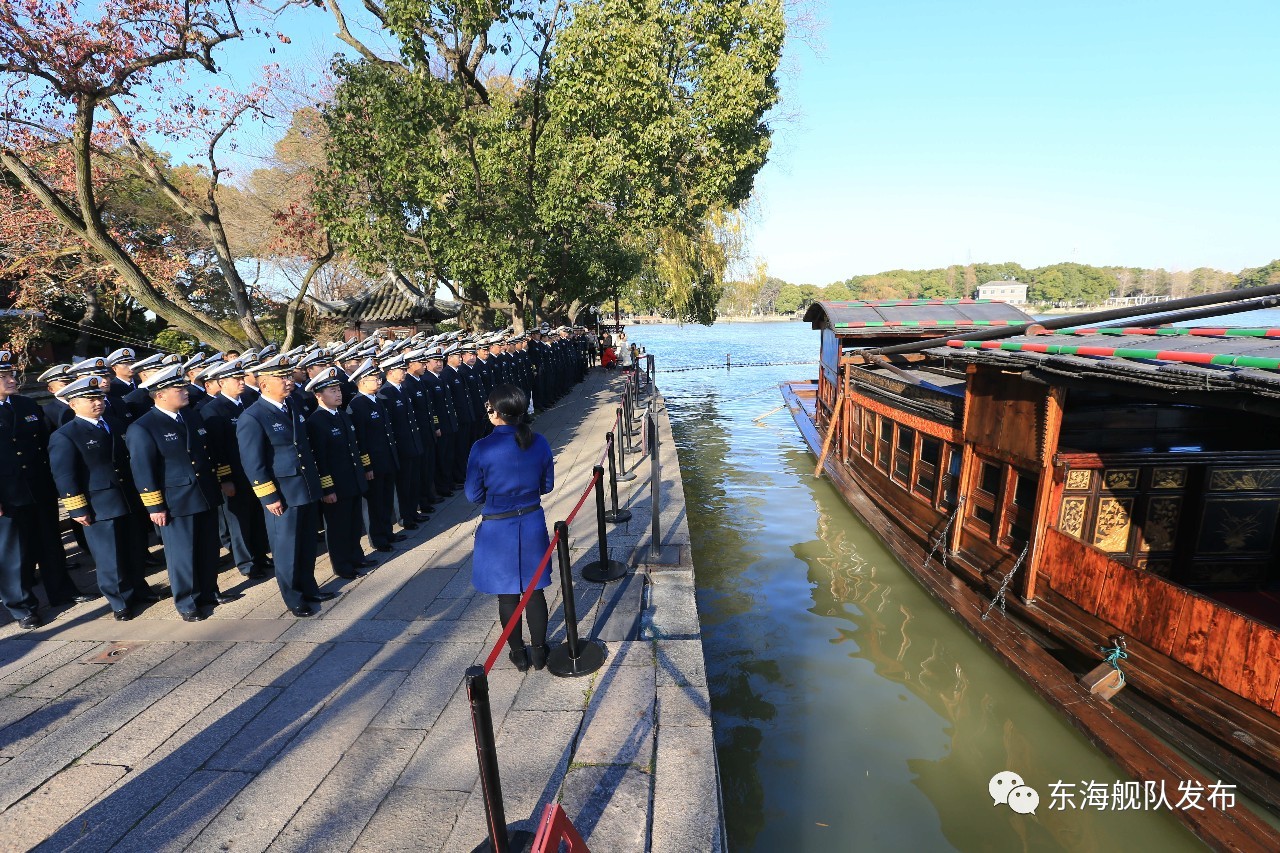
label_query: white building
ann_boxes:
[976,280,1029,303]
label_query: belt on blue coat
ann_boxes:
[481,504,540,521]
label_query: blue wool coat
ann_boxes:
[464,425,554,594]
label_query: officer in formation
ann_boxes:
[3,327,591,628]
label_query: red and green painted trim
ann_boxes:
[831,298,1000,307]
[835,318,1029,329]
[946,339,1280,370]
[1069,327,1280,338]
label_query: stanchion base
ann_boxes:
[581,558,628,583]
[471,828,535,853]
[604,509,633,524]
[547,639,607,678]
[616,471,637,481]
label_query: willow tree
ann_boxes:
[313,0,783,330]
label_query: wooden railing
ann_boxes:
[1042,528,1280,714]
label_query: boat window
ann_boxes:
[974,504,995,528]
[893,426,915,483]
[1013,473,1038,508]
[941,449,961,508]
[876,418,891,473]
[916,437,940,500]
[862,415,875,462]
[978,462,1001,496]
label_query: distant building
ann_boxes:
[307,269,461,341]
[976,280,1028,304]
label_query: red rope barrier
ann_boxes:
[480,469,602,674]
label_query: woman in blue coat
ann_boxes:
[465,383,554,671]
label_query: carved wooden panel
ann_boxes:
[1093,497,1133,552]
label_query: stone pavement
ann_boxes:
[0,366,722,852]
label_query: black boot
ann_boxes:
[509,645,531,672]
[529,644,550,671]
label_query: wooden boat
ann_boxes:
[782,295,1280,850]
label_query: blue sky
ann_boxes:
[208,1,1280,286]
[752,1,1280,283]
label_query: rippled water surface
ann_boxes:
[627,321,1203,852]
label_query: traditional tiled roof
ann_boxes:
[803,299,1034,335]
[308,270,461,323]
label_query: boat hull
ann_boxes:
[781,378,1280,851]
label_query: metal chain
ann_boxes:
[923,507,957,571]
[981,542,1031,621]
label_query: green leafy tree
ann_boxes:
[315,0,783,331]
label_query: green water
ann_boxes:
[631,322,1204,852]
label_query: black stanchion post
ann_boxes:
[546,521,608,678]
[631,371,643,423]
[623,385,639,447]
[466,666,533,853]
[583,466,628,582]
[605,433,634,519]
[647,412,663,563]
[614,408,635,481]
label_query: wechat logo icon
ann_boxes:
[990,771,1040,815]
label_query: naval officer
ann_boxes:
[126,364,235,621]
[200,359,273,579]
[348,359,402,553]
[49,376,157,620]
[306,367,376,578]
[236,353,331,617]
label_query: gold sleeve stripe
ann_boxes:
[252,481,278,498]
[319,475,335,489]
[62,495,88,511]
[216,465,233,478]
[360,454,371,466]
[140,490,164,507]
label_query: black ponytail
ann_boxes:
[489,384,535,450]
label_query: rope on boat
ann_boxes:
[1099,641,1129,685]
[981,542,1031,621]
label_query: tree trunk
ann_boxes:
[75,286,102,357]
[283,250,333,350]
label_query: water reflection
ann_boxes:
[643,323,1199,852]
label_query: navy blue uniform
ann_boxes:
[43,398,71,433]
[122,386,154,424]
[201,393,271,577]
[442,365,473,482]
[307,406,370,576]
[0,396,50,620]
[236,397,324,609]
[108,377,138,428]
[402,372,439,510]
[125,406,223,615]
[348,393,398,549]
[378,381,423,524]
[49,415,151,613]
[421,370,458,495]
[459,362,487,442]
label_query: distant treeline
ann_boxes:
[717,259,1280,316]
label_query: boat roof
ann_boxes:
[803,299,1035,336]
[929,329,1280,400]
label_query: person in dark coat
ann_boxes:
[421,350,458,497]
[348,359,401,552]
[236,353,329,617]
[105,348,138,425]
[464,383,555,672]
[126,364,234,621]
[199,359,272,579]
[38,364,75,432]
[305,367,375,578]
[403,350,440,513]
[122,353,176,423]
[442,346,473,483]
[49,376,156,620]
[0,352,59,628]
[377,354,426,530]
